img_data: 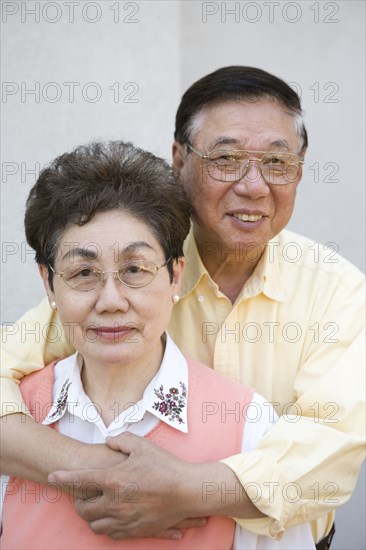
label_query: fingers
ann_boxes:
[106,432,146,454]
[82,517,116,536]
[76,507,185,540]
[82,518,208,540]
[83,518,185,541]
[46,444,197,539]
[48,469,104,499]
[150,518,208,539]
[74,496,108,522]
[150,529,183,540]
[171,517,208,529]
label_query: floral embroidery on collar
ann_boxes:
[152,382,187,424]
[49,379,72,420]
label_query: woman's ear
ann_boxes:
[38,264,56,310]
[171,257,185,295]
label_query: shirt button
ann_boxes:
[198,295,205,302]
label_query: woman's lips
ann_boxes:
[88,325,137,342]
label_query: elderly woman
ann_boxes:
[1,141,314,549]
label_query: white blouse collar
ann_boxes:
[43,333,189,433]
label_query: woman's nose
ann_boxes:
[94,272,130,313]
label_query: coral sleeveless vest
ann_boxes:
[2,357,254,549]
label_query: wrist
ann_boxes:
[77,443,126,471]
[181,461,262,519]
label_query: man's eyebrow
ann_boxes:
[270,139,290,149]
[210,137,290,150]
[211,137,240,147]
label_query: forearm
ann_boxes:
[180,460,264,519]
[0,413,124,484]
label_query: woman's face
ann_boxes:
[40,210,184,372]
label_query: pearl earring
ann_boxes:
[50,301,57,311]
[172,295,180,304]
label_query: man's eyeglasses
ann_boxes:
[49,259,170,292]
[186,143,304,185]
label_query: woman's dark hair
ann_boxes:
[174,66,308,153]
[25,141,191,286]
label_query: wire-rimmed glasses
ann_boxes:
[186,143,304,185]
[49,259,170,291]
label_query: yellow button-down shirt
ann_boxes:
[1,229,365,542]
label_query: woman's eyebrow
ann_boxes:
[60,247,98,262]
[115,241,156,260]
[122,241,155,255]
[59,241,156,263]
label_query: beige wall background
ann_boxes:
[1,1,365,548]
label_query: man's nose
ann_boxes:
[231,160,270,199]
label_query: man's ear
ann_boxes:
[299,146,307,161]
[38,264,56,307]
[296,149,306,187]
[172,141,186,178]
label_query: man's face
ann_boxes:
[173,99,303,256]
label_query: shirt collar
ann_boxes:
[180,226,208,297]
[43,334,189,433]
[142,335,188,432]
[42,353,87,425]
[181,227,286,303]
[238,235,286,302]
[261,234,287,301]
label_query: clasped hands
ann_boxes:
[48,432,208,540]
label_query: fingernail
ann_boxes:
[48,474,56,483]
[172,532,183,540]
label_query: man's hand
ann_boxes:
[49,432,207,540]
[49,432,261,539]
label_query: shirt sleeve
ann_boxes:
[0,297,74,416]
[235,394,315,548]
[222,268,366,539]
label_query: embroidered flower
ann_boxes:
[49,379,72,420]
[153,382,187,424]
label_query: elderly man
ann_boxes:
[1,67,365,550]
